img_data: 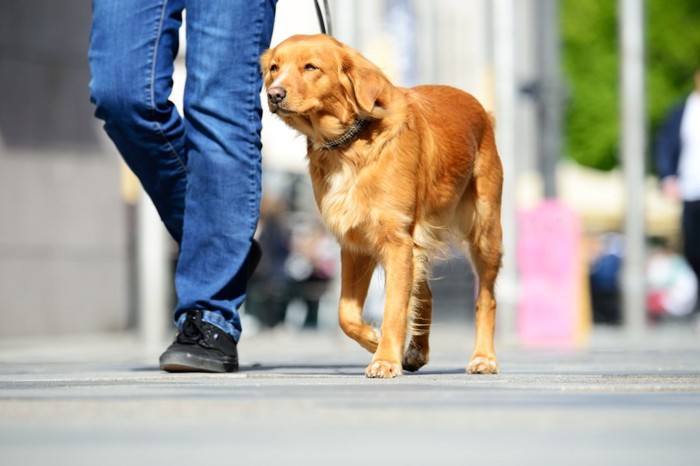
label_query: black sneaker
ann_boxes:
[159,310,239,373]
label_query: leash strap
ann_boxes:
[314,0,333,36]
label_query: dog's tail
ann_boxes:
[487,111,497,130]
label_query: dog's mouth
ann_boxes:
[269,103,298,116]
[275,107,297,116]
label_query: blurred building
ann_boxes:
[0,0,545,337]
[0,0,128,337]
[1,0,662,338]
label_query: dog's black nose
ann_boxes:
[267,86,287,104]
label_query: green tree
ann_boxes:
[561,0,700,171]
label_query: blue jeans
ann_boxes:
[89,0,277,341]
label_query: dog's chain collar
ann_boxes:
[321,117,368,150]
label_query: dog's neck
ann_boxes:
[319,116,368,150]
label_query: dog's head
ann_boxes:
[260,34,391,139]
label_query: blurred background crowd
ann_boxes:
[1,0,699,345]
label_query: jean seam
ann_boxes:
[150,0,187,174]
[243,0,267,239]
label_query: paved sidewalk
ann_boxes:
[1,323,700,466]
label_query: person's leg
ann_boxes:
[683,200,700,311]
[89,0,187,241]
[173,0,277,341]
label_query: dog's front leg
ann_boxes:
[338,249,379,353]
[366,239,414,378]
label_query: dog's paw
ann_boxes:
[402,346,429,372]
[365,359,402,378]
[467,355,499,374]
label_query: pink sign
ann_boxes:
[516,200,589,348]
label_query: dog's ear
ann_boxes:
[260,48,273,75]
[342,50,387,115]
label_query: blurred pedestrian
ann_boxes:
[89,0,278,372]
[286,222,335,329]
[656,67,700,314]
[246,196,293,329]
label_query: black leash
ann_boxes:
[314,0,333,36]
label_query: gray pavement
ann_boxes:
[1,323,700,466]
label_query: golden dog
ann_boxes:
[261,34,503,378]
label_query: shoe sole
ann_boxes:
[159,351,238,373]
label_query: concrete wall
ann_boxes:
[0,0,128,337]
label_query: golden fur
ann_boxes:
[261,34,503,378]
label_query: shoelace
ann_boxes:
[177,309,235,355]
[178,311,207,344]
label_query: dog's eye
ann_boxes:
[304,63,318,71]
[270,64,278,72]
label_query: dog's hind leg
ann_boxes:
[467,236,501,374]
[464,142,503,374]
[338,248,380,353]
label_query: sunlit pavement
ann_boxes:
[1,322,699,466]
